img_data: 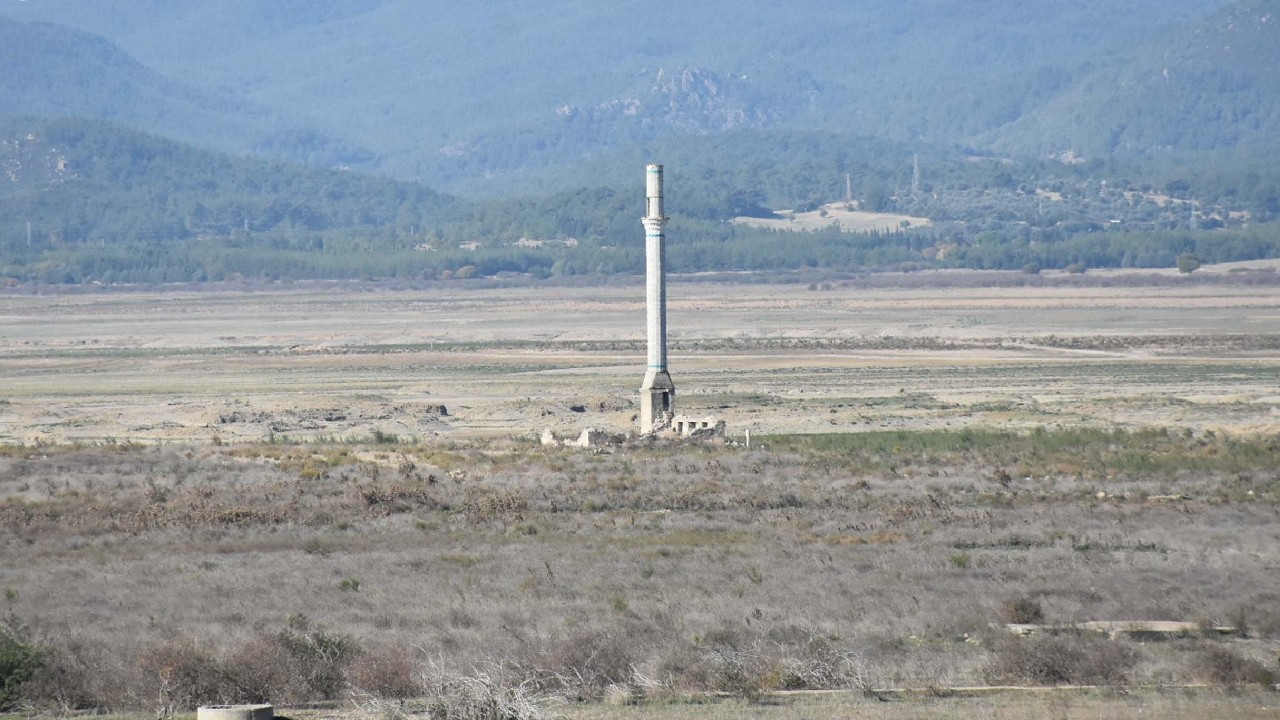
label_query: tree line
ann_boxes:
[2,117,1278,284]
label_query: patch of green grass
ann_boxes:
[969,400,1025,412]
[1071,539,1166,554]
[763,428,1280,479]
[370,429,400,444]
[857,392,951,409]
[680,392,784,409]
[953,536,1052,551]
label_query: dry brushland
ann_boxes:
[2,269,1280,719]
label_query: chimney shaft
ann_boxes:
[644,165,667,372]
[639,164,675,433]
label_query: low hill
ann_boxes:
[0,117,463,282]
[3,118,1278,285]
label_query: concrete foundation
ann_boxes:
[574,427,626,448]
[640,369,675,433]
[198,706,273,720]
[672,415,725,439]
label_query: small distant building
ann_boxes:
[673,415,725,439]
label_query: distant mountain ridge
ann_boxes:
[5,0,1280,286]
[0,15,374,169]
[0,0,1252,192]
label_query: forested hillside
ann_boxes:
[3,117,1276,285]
[989,0,1280,160]
[1,1,1278,284]
[0,118,467,282]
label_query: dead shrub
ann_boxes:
[136,637,223,716]
[18,637,114,712]
[1192,645,1277,688]
[983,634,1137,686]
[706,648,783,704]
[998,597,1045,625]
[529,629,635,697]
[463,488,529,525]
[417,662,547,720]
[647,622,789,700]
[353,482,447,515]
[349,646,421,699]
[775,639,874,692]
[447,608,478,630]
[651,643,711,693]
[274,615,362,700]
[222,635,296,704]
[221,618,363,703]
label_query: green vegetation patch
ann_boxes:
[763,427,1280,479]
[0,625,42,710]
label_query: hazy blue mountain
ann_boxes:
[0,15,374,168]
[988,0,1280,160]
[4,0,1279,285]
[0,0,1244,192]
[0,16,246,142]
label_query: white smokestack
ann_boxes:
[639,164,674,433]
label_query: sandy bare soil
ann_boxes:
[1,275,1278,445]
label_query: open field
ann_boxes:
[1,272,1279,444]
[731,203,932,233]
[1,272,1279,717]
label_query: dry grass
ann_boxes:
[556,688,1280,720]
[1,430,1278,714]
